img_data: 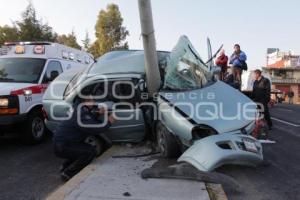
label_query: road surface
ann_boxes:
[0,136,62,200]
[220,103,300,200]
[0,104,299,200]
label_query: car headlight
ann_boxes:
[192,125,218,140]
[0,96,19,115]
[0,98,9,107]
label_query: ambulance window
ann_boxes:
[0,58,45,83]
[42,61,63,83]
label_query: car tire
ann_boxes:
[156,121,180,158]
[22,109,46,144]
[85,136,105,157]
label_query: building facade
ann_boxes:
[263,48,300,103]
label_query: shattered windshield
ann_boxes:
[164,36,214,90]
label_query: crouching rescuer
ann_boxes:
[53,97,115,181]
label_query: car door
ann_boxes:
[83,76,146,142]
[105,77,146,142]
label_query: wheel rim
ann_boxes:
[32,117,45,139]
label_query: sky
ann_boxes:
[0,0,300,68]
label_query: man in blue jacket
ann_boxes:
[229,44,247,88]
[53,97,115,181]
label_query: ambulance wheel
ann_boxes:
[156,121,180,158]
[22,109,46,144]
[85,136,105,157]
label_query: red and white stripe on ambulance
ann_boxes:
[10,84,48,114]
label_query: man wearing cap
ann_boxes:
[253,69,273,130]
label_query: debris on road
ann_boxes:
[259,139,276,144]
[141,162,241,193]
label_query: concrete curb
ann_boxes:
[45,146,119,200]
[206,183,228,200]
[46,145,223,200]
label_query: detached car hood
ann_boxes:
[160,81,257,134]
[0,82,33,95]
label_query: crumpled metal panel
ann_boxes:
[160,81,257,134]
[178,133,263,172]
[164,35,213,90]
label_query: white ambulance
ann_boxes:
[0,42,93,144]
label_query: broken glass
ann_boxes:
[164,36,214,90]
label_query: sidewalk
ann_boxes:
[46,145,213,200]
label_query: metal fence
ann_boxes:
[271,77,300,84]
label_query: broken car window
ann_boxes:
[164,36,214,90]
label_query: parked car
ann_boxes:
[43,36,263,171]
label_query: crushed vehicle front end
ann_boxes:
[159,35,263,171]
[158,84,264,172]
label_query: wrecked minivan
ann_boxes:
[42,36,263,172]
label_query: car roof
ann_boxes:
[88,50,170,76]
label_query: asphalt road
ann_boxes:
[0,136,62,200]
[0,104,299,200]
[219,103,300,200]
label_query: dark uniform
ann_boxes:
[225,73,240,89]
[253,76,273,128]
[53,103,111,180]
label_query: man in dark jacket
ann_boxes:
[53,97,115,181]
[253,69,272,129]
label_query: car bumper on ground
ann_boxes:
[178,133,263,172]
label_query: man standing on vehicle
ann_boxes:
[253,69,273,130]
[229,44,247,88]
[215,49,228,81]
[53,97,115,181]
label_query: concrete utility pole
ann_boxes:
[138,0,161,97]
